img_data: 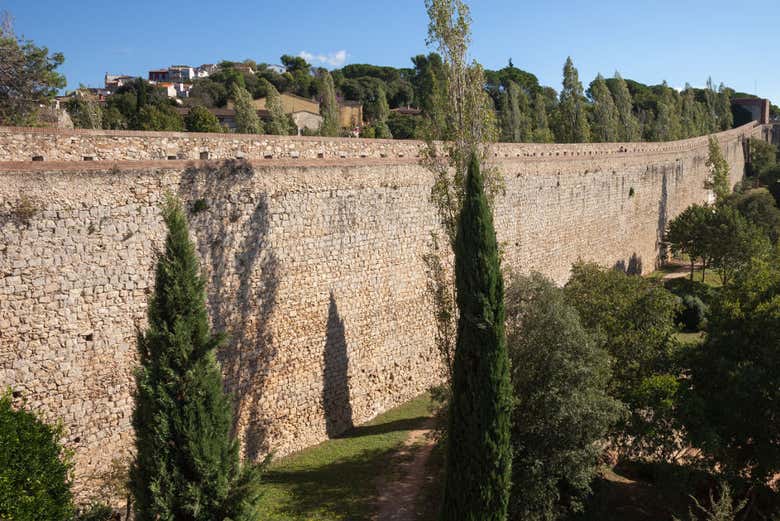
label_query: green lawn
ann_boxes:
[256,393,434,521]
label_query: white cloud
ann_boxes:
[298,50,348,68]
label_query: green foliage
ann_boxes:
[653,83,683,142]
[66,90,103,129]
[498,80,531,142]
[747,138,777,177]
[187,78,229,108]
[531,92,555,143]
[318,70,340,137]
[387,111,420,139]
[262,79,290,135]
[727,188,780,244]
[589,74,620,142]
[678,294,708,331]
[231,83,263,134]
[682,253,780,485]
[557,57,591,143]
[440,155,512,521]
[0,14,66,126]
[565,262,680,403]
[705,136,731,203]
[666,204,714,279]
[706,204,771,286]
[130,197,263,521]
[505,273,624,520]
[610,72,641,141]
[184,105,222,133]
[138,104,184,132]
[674,482,747,521]
[0,391,75,521]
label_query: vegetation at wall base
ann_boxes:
[130,196,263,521]
[0,391,75,521]
[440,154,512,521]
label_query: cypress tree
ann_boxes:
[440,154,512,521]
[262,79,290,135]
[318,70,340,137]
[590,73,620,142]
[231,83,263,134]
[558,57,591,143]
[499,80,531,142]
[531,92,555,143]
[131,197,263,521]
[611,72,641,142]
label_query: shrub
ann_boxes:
[76,503,115,521]
[0,391,75,521]
[678,294,708,331]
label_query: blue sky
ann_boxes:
[3,0,778,101]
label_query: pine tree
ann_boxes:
[499,80,531,142]
[531,92,555,143]
[318,70,340,137]
[262,79,289,135]
[590,73,619,142]
[557,57,591,143]
[131,197,263,521]
[705,136,731,203]
[611,72,641,141]
[231,83,263,134]
[440,154,512,521]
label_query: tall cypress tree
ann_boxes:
[558,57,591,143]
[440,154,512,521]
[589,73,620,142]
[318,70,340,137]
[611,72,641,142]
[131,197,263,521]
[531,92,555,143]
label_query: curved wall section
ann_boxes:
[0,124,759,500]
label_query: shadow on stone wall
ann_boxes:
[179,160,279,460]
[322,291,353,438]
[614,253,643,276]
[656,168,670,266]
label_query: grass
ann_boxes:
[256,393,434,521]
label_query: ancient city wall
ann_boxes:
[0,123,759,501]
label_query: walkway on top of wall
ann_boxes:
[0,122,763,166]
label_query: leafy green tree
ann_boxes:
[557,57,591,143]
[665,203,714,280]
[499,80,531,142]
[0,391,74,521]
[705,204,770,286]
[746,137,777,177]
[682,255,780,486]
[231,83,262,134]
[505,273,624,521]
[680,85,701,138]
[0,12,65,126]
[565,262,680,402]
[531,92,555,143]
[262,79,290,135]
[440,155,512,521]
[705,136,731,203]
[131,197,263,521]
[589,73,619,142]
[610,72,641,141]
[185,105,222,133]
[138,104,184,132]
[728,188,780,244]
[673,482,747,521]
[318,69,340,137]
[187,78,229,108]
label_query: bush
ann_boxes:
[76,503,115,521]
[677,294,708,331]
[0,391,75,521]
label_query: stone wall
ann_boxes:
[0,124,758,502]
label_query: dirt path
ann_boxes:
[374,421,436,521]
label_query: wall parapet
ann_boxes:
[0,122,763,165]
